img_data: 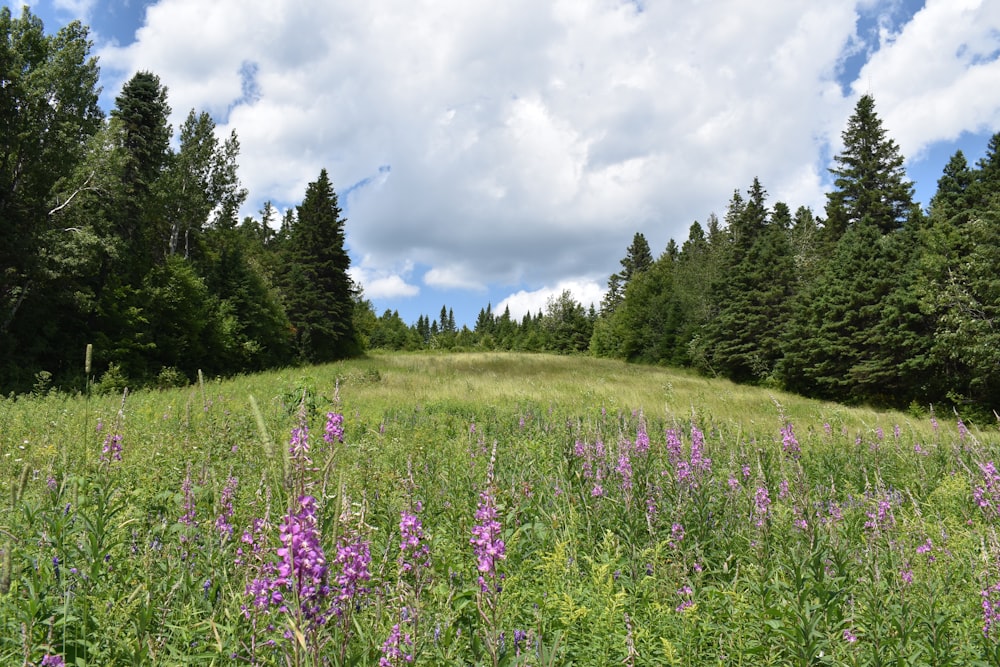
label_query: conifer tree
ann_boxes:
[824,94,916,238]
[282,168,359,362]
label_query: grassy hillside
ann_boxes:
[1,352,997,665]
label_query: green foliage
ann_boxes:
[0,353,997,665]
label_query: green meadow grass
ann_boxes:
[1,352,998,665]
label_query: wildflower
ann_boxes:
[276,496,331,621]
[780,423,800,460]
[40,655,65,667]
[727,476,739,491]
[843,629,858,643]
[900,568,913,586]
[690,425,711,474]
[399,504,431,574]
[917,539,933,555]
[864,494,895,533]
[470,488,505,591]
[215,476,238,538]
[379,623,414,666]
[665,428,683,468]
[100,433,123,463]
[958,418,970,442]
[289,425,309,462]
[675,585,694,612]
[753,486,771,528]
[334,535,371,610]
[179,468,196,530]
[778,479,790,500]
[983,579,1000,637]
[975,462,1000,518]
[324,411,344,443]
[615,450,633,493]
[669,523,685,549]
[635,418,650,455]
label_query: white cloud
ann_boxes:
[424,267,486,292]
[854,0,1000,160]
[497,279,605,321]
[92,0,1000,311]
[349,261,419,299]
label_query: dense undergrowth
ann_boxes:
[1,353,999,665]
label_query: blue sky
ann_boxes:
[14,0,1000,327]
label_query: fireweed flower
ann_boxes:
[40,655,65,667]
[843,629,858,643]
[179,467,197,540]
[100,433,123,463]
[689,425,711,475]
[275,495,333,623]
[675,585,694,612]
[215,476,238,539]
[379,623,414,666]
[399,504,431,574]
[615,449,633,493]
[665,428,683,468]
[864,493,896,533]
[975,462,1000,518]
[324,411,344,444]
[470,488,505,591]
[289,424,309,462]
[334,533,372,611]
[635,417,650,455]
[669,523,685,549]
[753,486,771,528]
[983,578,1000,637]
[780,423,800,460]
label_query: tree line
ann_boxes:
[3,8,998,416]
[366,95,1000,416]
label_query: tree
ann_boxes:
[619,232,653,284]
[0,8,102,387]
[703,179,796,383]
[282,169,359,362]
[824,94,915,238]
[109,71,171,275]
[160,110,247,260]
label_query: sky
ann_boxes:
[12,0,1000,327]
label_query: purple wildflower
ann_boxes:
[753,486,771,528]
[276,495,331,621]
[324,411,344,444]
[215,476,238,538]
[780,423,800,460]
[615,449,633,493]
[289,425,309,462]
[975,462,1000,518]
[843,629,858,643]
[470,488,505,590]
[675,585,694,612]
[179,468,196,531]
[984,579,1000,637]
[100,433,123,463]
[334,535,371,610]
[665,428,683,468]
[40,655,65,667]
[669,523,685,549]
[399,504,431,574]
[379,623,414,666]
[635,418,650,455]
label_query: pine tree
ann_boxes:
[282,168,358,362]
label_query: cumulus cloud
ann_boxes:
[497,279,605,321]
[853,0,1000,161]
[92,0,1000,317]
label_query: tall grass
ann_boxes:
[0,352,996,665]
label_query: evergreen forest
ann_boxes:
[3,8,1000,416]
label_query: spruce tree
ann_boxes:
[283,168,358,362]
[825,94,915,238]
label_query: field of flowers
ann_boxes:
[2,353,999,666]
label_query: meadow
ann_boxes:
[2,352,999,666]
